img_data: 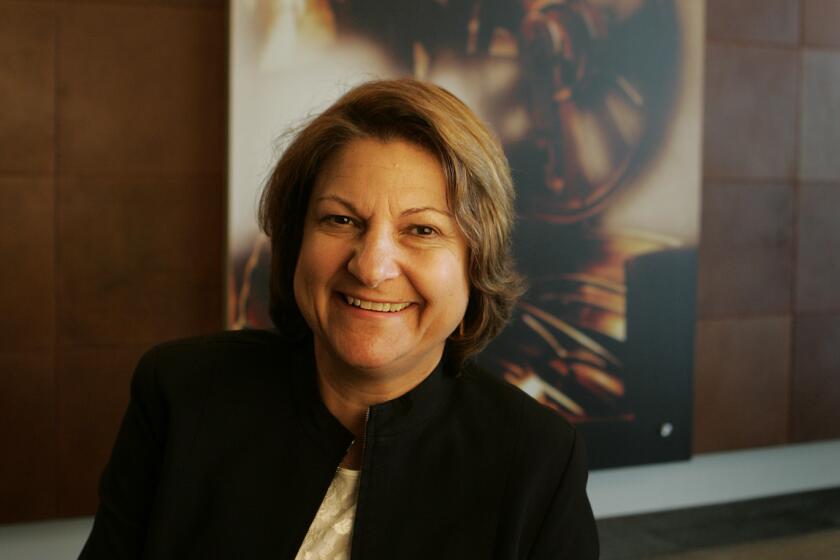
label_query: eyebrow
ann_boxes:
[315,195,453,218]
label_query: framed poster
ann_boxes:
[229,0,703,468]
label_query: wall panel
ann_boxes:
[802,0,840,47]
[56,345,147,517]
[699,0,840,452]
[799,51,840,182]
[703,44,798,180]
[697,182,794,318]
[706,0,799,45]
[0,352,56,523]
[793,314,840,441]
[0,1,57,524]
[0,177,55,351]
[56,2,225,177]
[796,185,840,313]
[0,2,55,174]
[0,0,226,522]
[57,175,224,347]
[693,317,791,453]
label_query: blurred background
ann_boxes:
[1,0,839,558]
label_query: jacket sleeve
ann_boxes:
[528,429,600,559]
[78,348,166,560]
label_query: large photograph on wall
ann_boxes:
[229,0,703,468]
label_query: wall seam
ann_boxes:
[695,314,793,324]
[706,37,800,50]
[788,0,806,444]
[51,0,61,519]
[222,1,231,329]
[703,176,800,184]
[50,0,219,13]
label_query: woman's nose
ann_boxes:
[347,228,401,289]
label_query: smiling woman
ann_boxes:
[294,139,472,441]
[79,79,599,559]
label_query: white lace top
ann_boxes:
[295,467,361,560]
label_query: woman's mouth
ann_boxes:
[342,294,411,313]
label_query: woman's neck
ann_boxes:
[312,341,443,438]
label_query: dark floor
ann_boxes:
[597,487,840,559]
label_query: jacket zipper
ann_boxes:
[350,406,372,559]
[360,407,370,463]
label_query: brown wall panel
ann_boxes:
[802,0,840,47]
[50,0,228,519]
[703,44,798,180]
[693,317,791,453]
[56,345,148,517]
[697,182,794,318]
[0,352,56,523]
[799,51,840,182]
[62,0,225,6]
[699,0,840,453]
[792,314,840,442]
[706,0,800,45]
[796,185,840,313]
[0,177,55,351]
[0,2,55,175]
[0,1,58,524]
[57,2,226,177]
[57,175,224,346]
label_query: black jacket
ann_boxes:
[80,329,599,559]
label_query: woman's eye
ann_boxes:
[412,225,437,237]
[326,215,354,226]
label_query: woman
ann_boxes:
[80,79,599,559]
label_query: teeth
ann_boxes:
[343,295,409,312]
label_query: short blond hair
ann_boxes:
[259,78,524,370]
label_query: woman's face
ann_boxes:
[294,138,470,381]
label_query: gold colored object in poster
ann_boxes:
[229,0,702,467]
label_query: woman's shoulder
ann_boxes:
[455,361,578,453]
[141,328,297,368]
[147,328,289,355]
[130,329,306,400]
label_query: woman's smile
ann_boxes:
[340,293,413,313]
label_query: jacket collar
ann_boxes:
[366,355,449,437]
[286,338,352,457]
[285,333,454,443]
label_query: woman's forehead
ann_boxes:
[312,138,449,211]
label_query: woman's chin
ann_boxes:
[325,337,439,378]
[315,330,446,379]
[333,344,407,373]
